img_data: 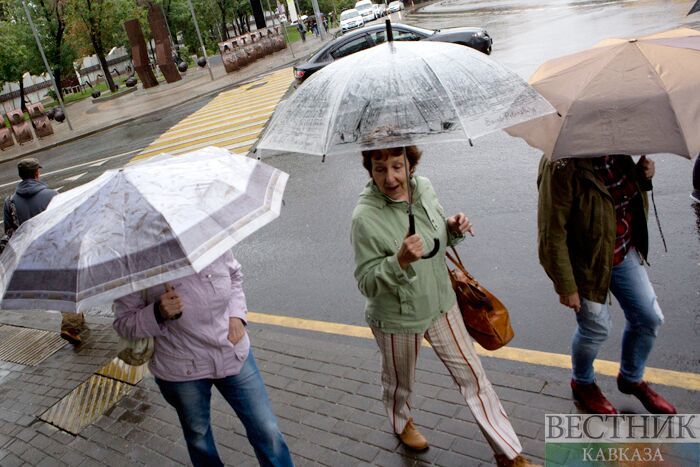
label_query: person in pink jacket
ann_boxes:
[113,251,293,467]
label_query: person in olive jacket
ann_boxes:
[351,145,538,467]
[537,154,676,416]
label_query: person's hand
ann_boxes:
[447,213,475,236]
[638,155,655,179]
[397,233,424,269]
[158,286,183,320]
[228,318,246,345]
[559,292,581,313]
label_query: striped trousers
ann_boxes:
[371,303,522,458]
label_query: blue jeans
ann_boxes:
[572,248,664,384]
[155,352,293,467]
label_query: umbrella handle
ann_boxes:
[408,214,441,259]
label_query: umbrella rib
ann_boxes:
[633,42,691,156]
[551,45,626,157]
[414,48,472,142]
[321,52,365,156]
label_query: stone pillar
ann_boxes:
[124,19,159,88]
[148,4,181,83]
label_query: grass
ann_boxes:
[284,25,302,44]
[52,77,131,107]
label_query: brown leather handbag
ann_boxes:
[445,247,514,350]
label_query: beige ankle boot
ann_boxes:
[398,418,428,451]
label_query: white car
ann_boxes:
[387,0,404,12]
[354,0,376,22]
[340,9,364,32]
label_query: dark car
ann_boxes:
[293,23,492,83]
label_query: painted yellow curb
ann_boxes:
[247,311,700,391]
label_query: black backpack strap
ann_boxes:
[4,193,20,237]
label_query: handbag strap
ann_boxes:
[445,247,479,283]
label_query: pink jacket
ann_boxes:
[113,252,249,382]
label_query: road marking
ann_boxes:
[247,312,700,391]
[132,67,293,163]
[0,149,142,190]
[63,172,88,183]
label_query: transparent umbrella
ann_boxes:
[256,25,555,257]
[256,35,555,158]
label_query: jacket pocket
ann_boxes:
[397,286,430,316]
[225,331,250,362]
[152,352,201,379]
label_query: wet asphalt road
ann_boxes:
[1,0,698,376]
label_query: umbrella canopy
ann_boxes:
[0,147,288,312]
[506,28,700,160]
[690,0,700,15]
[256,40,555,158]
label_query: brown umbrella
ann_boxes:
[506,28,700,160]
[690,0,700,15]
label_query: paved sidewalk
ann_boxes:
[0,309,698,466]
[0,34,326,165]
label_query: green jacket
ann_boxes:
[351,176,463,333]
[536,156,649,304]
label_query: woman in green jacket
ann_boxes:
[351,145,537,467]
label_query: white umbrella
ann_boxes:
[255,38,555,158]
[0,147,288,312]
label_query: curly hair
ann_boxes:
[361,145,422,177]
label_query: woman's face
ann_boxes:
[371,151,411,201]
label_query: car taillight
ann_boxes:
[294,69,305,79]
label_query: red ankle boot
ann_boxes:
[571,379,617,414]
[617,374,677,414]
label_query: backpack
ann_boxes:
[0,196,20,255]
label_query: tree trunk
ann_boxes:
[53,68,63,100]
[217,1,228,40]
[245,15,250,32]
[92,39,117,93]
[222,17,228,40]
[41,0,65,97]
[18,79,27,113]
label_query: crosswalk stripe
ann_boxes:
[137,127,265,159]
[63,172,88,182]
[132,67,293,163]
[149,113,273,145]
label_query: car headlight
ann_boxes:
[474,31,485,38]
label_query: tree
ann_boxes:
[162,0,221,55]
[0,0,75,109]
[232,0,251,35]
[31,0,76,98]
[65,0,141,93]
[0,18,32,112]
[213,0,232,40]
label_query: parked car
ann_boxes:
[387,0,404,12]
[354,0,376,22]
[339,9,365,33]
[293,22,493,83]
